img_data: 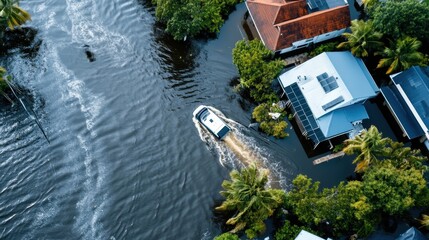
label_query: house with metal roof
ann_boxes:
[245,0,350,54]
[278,51,379,148]
[294,230,333,240]
[380,66,429,151]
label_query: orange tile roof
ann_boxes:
[246,0,351,51]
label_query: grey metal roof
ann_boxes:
[295,230,325,240]
[381,85,424,139]
[391,66,429,133]
[326,52,379,100]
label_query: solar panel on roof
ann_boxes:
[322,96,344,111]
[317,74,339,93]
[317,72,329,81]
[284,83,326,145]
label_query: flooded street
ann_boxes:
[0,1,360,239]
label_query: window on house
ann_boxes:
[317,73,339,93]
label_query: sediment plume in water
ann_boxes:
[223,133,259,167]
[193,106,283,189]
[223,133,281,189]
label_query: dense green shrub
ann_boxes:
[252,103,288,138]
[275,220,316,240]
[232,40,284,103]
[286,128,428,237]
[213,232,240,240]
[308,41,341,57]
[152,0,242,40]
[0,69,7,92]
[372,0,429,41]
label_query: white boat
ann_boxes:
[193,106,230,140]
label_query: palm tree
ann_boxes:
[0,66,13,102]
[0,66,7,90]
[418,214,429,228]
[0,0,31,30]
[385,140,428,171]
[377,36,424,75]
[343,126,390,173]
[215,166,285,238]
[362,0,379,10]
[337,20,384,58]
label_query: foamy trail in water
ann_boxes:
[192,116,238,168]
[223,133,261,167]
[193,106,284,188]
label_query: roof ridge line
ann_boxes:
[246,0,286,7]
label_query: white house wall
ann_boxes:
[314,29,346,43]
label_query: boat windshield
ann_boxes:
[200,110,210,121]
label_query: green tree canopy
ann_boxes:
[372,0,429,40]
[0,66,7,91]
[275,220,316,240]
[232,40,284,103]
[309,41,341,58]
[384,140,427,171]
[286,128,428,238]
[252,103,288,138]
[418,214,429,229]
[337,20,384,58]
[152,0,241,40]
[286,175,377,237]
[0,0,31,30]
[216,166,285,239]
[286,174,322,225]
[362,0,380,12]
[0,66,14,103]
[377,36,424,75]
[213,232,240,240]
[362,161,427,215]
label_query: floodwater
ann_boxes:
[0,1,361,239]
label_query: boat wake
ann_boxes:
[193,106,285,188]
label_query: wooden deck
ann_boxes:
[313,151,345,165]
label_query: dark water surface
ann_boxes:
[0,1,357,239]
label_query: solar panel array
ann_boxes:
[317,73,339,93]
[284,83,326,146]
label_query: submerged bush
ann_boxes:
[232,40,284,103]
[152,0,243,40]
[308,41,341,57]
[275,220,317,240]
[214,232,240,240]
[252,103,288,138]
